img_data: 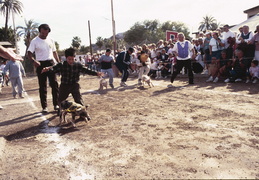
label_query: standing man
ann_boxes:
[115,47,134,86]
[98,49,115,89]
[168,33,195,87]
[28,24,60,113]
[222,24,236,59]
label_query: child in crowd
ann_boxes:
[156,62,164,79]
[246,60,259,83]
[213,50,232,82]
[224,49,247,83]
[206,56,220,82]
[3,59,26,98]
[0,60,9,87]
[148,58,158,78]
[42,48,102,115]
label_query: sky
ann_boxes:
[0,0,258,55]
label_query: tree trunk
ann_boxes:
[4,8,9,40]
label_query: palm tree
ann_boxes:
[0,0,23,39]
[17,19,38,73]
[198,15,217,32]
[17,19,39,57]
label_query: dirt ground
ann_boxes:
[0,73,259,179]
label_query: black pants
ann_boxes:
[171,59,193,84]
[115,63,129,82]
[58,83,84,106]
[36,60,59,109]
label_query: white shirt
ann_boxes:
[236,31,254,44]
[249,66,259,78]
[223,30,235,48]
[27,36,56,61]
[172,40,194,60]
[209,38,224,51]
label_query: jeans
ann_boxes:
[101,68,114,85]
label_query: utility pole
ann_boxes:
[88,20,93,56]
[111,0,116,56]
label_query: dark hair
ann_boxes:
[252,60,259,66]
[106,49,111,53]
[65,48,76,58]
[38,24,51,32]
[128,47,134,53]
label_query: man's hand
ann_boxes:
[41,67,50,73]
[33,60,41,68]
[97,72,104,77]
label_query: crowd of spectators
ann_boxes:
[63,24,259,84]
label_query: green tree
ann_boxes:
[0,0,23,39]
[71,36,81,49]
[161,21,191,39]
[124,22,147,45]
[17,19,39,73]
[79,45,90,54]
[17,19,39,55]
[124,20,191,45]
[96,36,104,49]
[198,15,218,32]
[103,38,112,49]
[0,26,15,45]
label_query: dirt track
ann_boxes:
[0,74,259,179]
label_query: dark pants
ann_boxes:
[171,59,194,84]
[115,63,129,82]
[36,60,59,109]
[226,47,233,59]
[58,83,84,106]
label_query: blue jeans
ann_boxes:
[101,68,114,85]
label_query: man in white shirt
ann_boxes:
[222,24,236,59]
[168,33,195,87]
[27,24,60,113]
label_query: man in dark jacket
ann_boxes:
[115,47,134,86]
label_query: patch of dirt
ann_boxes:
[0,74,259,179]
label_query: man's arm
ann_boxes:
[0,45,23,61]
[27,51,41,68]
[53,51,60,63]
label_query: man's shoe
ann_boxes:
[213,77,219,83]
[42,107,48,113]
[235,78,242,82]
[54,105,59,111]
[224,78,230,83]
[167,84,173,88]
[206,76,213,82]
[19,93,24,98]
[109,84,114,89]
[120,82,127,87]
[13,94,17,99]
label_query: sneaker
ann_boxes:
[224,78,230,83]
[213,77,219,83]
[120,82,127,87]
[206,76,213,82]
[235,78,242,82]
[42,107,48,113]
[246,79,250,83]
[252,79,257,84]
[109,84,114,89]
[19,93,24,98]
[54,105,59,111]
[202,69,208,75]
[167,84,174,88]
